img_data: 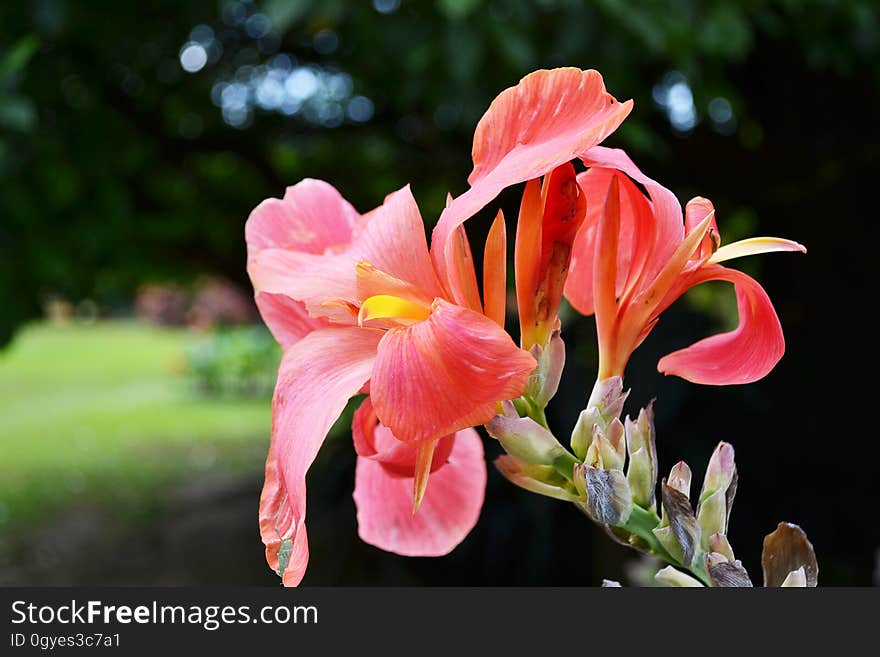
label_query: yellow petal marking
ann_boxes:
[358,294,432,327]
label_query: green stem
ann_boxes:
[618,505,712,586]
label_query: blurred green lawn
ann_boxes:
[0,321,272,530]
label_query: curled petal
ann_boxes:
[352,396,454,476]
[709,237,807,265]
[657,265,785,385]
[261,327,381,586]
[371,299,537,443]
[354,428,486,557]
[245,178,358,255]
[254,291,326,349]
[432,68,631,287]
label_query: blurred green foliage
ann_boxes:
[185,325,280,398]
[0,321,271,529]
[1,0,878,345]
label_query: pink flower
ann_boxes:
[246,180,534,585]
[564,147,806,385]
[245,67,633,585]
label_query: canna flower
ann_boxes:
[245,67,632,585]
[564,147,806,385]
[246,179,535,585]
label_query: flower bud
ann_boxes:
[653,468,700,566]
[574,463,633,526]
[584,418,625,471]
[524,329,565,409]
[625,403,658,509]
[486,412,568,467]
[667,461,692,498]
[655,566,703,587]
[570,376,628,459]
[585,376,628,422]
[495,455,580,502]
[709,532,735,562]
[696,443,737,547]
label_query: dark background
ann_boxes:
[1,0,877,585]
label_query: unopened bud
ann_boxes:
[495,455,580,502]
[667,461,692,498]
[654,476,700,566]
[486,413,567,466]
[571,407,600,460]
[625,403,658,508]
[696,443,737,546]
[655,566,703,588]
[585,376,628,422]
[571,377,628,459]
[525,330,565,409]
[584,418,625,471]
[574,463,633,525]
[701,442,736,501]
[709,533,735,562]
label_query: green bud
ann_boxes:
[655,566,703,587]
[625,403,658,509]
[494,455,580,502]
[486,412,568,466]
[654,476,700,566]
[570,407,600,460]
[524,330,565,409]
[570,377,628,460]
[696,443,737,546]
[584,418,625,471]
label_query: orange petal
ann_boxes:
[412,438,437,514]
[483,209,507,327]
[514,178,544,348]
[447,225,483,313]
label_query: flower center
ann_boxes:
[358,294,432,327]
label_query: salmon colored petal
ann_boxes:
[657,265,785,385]
[581,147,685,285]
[352,396,454,475]
[254,291,327,349]
[353,428,486,556]
[354,185,444,299]
[245,178,358,255]
[371,299,537,443]
[565,168,653,316]
[432,68,632,287]
[709,237,807,264]
[261,327,381,586]
[249,185,443,322]
[248,249,360,324]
